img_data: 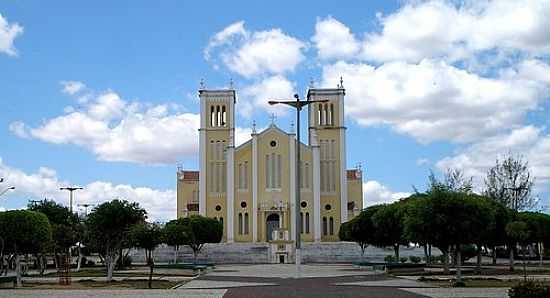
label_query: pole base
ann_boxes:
[295,248,301,278]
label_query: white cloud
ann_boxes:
[0,158,175,221]
[362,0,550,63]
[240,75,296,118]
[61,81,86,95]
[436,126,550,190]
[0,13,23,56]
[8,121,29,139]
[416,158,430,166]
[205,21,306,78]
[10,84,201,164]
[321,59,550,143]
[312,16,360,60]
[363,180,411,206]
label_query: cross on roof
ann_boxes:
[269,113,277,125]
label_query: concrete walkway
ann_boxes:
[401,287,509,298]
[0,289,226,298]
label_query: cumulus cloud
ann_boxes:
[0,158,175,221]
[10,84,201,164]
[321,59,550,143]
[0,13,23,56]
[312,16,360,60]
[436,126,550,190]
[240,75,296,118]
[362,0,550,63]
[205,21,305,78]
[363,180,411,206]
[60,81,86,95]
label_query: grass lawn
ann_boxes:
[22,279,182,289]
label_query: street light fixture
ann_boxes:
[268,93,328,275]
[0,186,15,198]
[60,187,83,213]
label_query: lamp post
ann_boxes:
[269,93,328,274]
[0,186,15,198]
[60,187,83,213]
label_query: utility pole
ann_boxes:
[269,94,328,276]
[60,187,83,213]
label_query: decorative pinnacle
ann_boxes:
[252,120,257,134]
[309,77,315,88]
[269,113,277,126]
[229,78,234,89]
[290,120,295,133]
[199,78,205,89]
[339,76,344,89]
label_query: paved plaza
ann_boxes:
[0,264,512,298]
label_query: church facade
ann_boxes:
[177,86,363,243]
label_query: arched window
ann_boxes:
[300,212,304,234]
[322,217,328,236]
[244,213,249,234]
[330,104,334,125]
[219,217,224,229]
[317,104,322,125]
[238,213,243,234]
[210,106,215,127]
[329,217,334,235]
[221,105,227,127]
[305,212,310,234]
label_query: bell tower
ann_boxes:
[308,83,347,240]
[198,87,236,241]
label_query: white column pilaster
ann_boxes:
[289,132,296,242]
[199,94,207,216]
[311,129,321,242]
[252,133,259,242]
[339,128,348,223]
[226,146,235,243]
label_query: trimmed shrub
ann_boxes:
[509,281,550,298]
[384,255,396,263]
[400,257,408,263]
[409,256,421,264]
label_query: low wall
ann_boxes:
[130,242,439,264]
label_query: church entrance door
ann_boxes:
[266,213,280,242]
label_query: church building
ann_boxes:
[177,85,363,244]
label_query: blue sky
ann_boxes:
[1,1,549,220]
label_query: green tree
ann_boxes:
[130,222,163,289]
[164,218,190,264]
[181,215,222,262]
[372,202,408,260]
[339,205,383,256]
[518,212,550,267]
[28,199,79,272]
[86,199,146,281]
[506,221,531,280]
[0,210,52,286]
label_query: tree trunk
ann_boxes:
[539,242,543,267]
[148,250,153,289]
[174,246,178,264]
[15,254,22,287]
[76,244,82,272]
[476,244,482,274]
[522,245,527,281]
[492,246,497,265]
[442,250,450,274]
[509,245,515,272]
[106,253,118,282]
[424,244,430,264]
[394,245,400,261]
[456,245,463,283]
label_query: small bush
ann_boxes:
[460,244,477,263]
[86,260,95,267]
[409,256,421,264]
[384,255,396,263]
[452,280,466,287]
[399,257,408,264]
[509,281,550,298]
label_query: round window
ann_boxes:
[270,140,277,147]
[241,201,247,208]
[215,205,222,211]
[325,204,332,211]
[300,201,307,208]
